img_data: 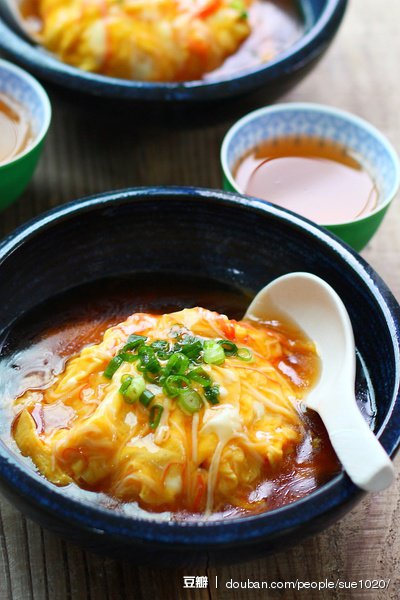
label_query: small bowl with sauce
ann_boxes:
[0,58,51,210]
[221,102,400,251]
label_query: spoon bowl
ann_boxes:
[245,271,395,492]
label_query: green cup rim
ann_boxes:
[0,58,51,169]
[221,101,400,228]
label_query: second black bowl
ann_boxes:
[0,0,347,103]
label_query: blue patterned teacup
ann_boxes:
[221,102,400,251]
[0,59,51,210]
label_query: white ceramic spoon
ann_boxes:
[245,272,394,492]
[0,0,40,44]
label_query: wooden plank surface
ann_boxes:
[1,0,400,598]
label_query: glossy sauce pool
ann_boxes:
[0,91,33,164]
[234,135,378,225]
[0,273,374,521]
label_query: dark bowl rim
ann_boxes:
[0,185,399,547]
[0,0,348,101]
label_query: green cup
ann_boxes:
[0,59,51,210]
[221,103,400,252]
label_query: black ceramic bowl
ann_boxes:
[0,187,399,567]
[0,0,347,103]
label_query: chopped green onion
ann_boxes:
[177,389,204,416]
[118,352,139,363]
[123,376,146,403]
[204,383,220,405]
[138,345,155,366]
[103,355,124,379]
[150,340,172,360]
[164,375,190,397]
[230,0,247,18]
[122,334,147,351]
[143,370,162,384]
[119,375,133,395]
[237,348,253,362]
[151,340,169,353]
[175,334,194,347]
[145,358,162,374]
[203,340,225,365]
[140,389,155,407]
[217,340,238,356]
[149,404,164,429]
[181,339,203,360]
[187,367,211,387]
[164,352,190,375]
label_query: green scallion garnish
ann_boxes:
[149,404,164,428]
[109,327,243,417]
[164,375,190,397]
[122,334,147,351]
[119,375,133,395]
[203,340,225,365]
[217,340,238,356]
[151,340,169,353]
[137,345,155,365]
[164,352,190,376]
[237,348,253,362]
[103,355,124,379]
[145,358,162,374]
[143,370,162,384]
[177,389,204,415]
[118,352,140,363]
[181,339,203,360]
[204,383,220,405]
[187,367,211,387]
[230,0,247,18]
[122,376,146,403]
[140,389,155,407]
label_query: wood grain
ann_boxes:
[1,0,400,598]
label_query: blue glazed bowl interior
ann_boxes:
[0,187,399,564]
[0,0,347,101]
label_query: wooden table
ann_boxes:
[1,0,399,598]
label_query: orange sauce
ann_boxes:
[0,274,344,518]
[234,135,378,225]
[0,92,33,164]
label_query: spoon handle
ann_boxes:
[318,394,394,492]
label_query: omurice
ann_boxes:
[10,305,340,516]
[20,0,303,82]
